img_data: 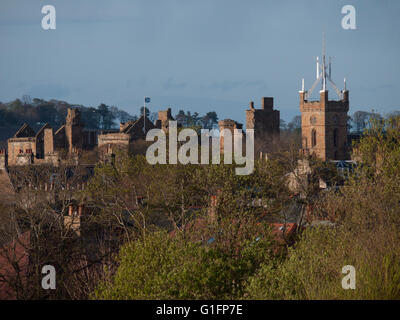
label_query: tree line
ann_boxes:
[0,98,133,131]
[280,110,400,134]
[0,97,220,134]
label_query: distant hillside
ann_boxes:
[0,98,137,145]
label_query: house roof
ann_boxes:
[122,115,155,134]
[13,123,36,138]
[54,124,65,136]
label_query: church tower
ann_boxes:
[299,36,349,161]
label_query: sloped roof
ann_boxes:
[13,124,36,138]
[54,124,65,136]
[123,115,155,134]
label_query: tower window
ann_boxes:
[333,129,338,147]
[311,129,317,147]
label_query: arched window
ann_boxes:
[311,129,317,147]
[333,129,338,147]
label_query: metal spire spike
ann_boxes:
[306,33,344,99]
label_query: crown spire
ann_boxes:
[304,34,345,99]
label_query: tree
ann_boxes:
[175,110,186,126]
[110,106,137,123]
[201,111,218,129]
[36,104,60,126]
[387,111,400,120]
[97,104,116,130]
[246,119,400,299]
[351,110,383,133]
[0,164,113,299]
[87,150,296,300]
[280,119,287,131]
[287,115,301,132]
[149,112,158,123]
[21,95,32,105]
[94,229,274,300]
[139,106,150,118]
[81,107,101,129]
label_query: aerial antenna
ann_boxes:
[306,33,344,99]
[321,32,326,91]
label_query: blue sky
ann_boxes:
[0,0,399,124]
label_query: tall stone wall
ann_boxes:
[156,108,174,133]
[245,97,280,153]
[218,119,243,153]
[7,137,36,166]
[65,108,84,154]
[0,150,7,170]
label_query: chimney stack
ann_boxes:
[261,97,273,111]
[68,204,74,216]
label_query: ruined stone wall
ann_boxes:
[44,128,54,155]
[0,150,7,170]
[156,108,174,133]
[245,97,280,153]
[54,126,66,150]
[218,119,243,153]
[65,109,84,154]
[7,137,36,166]
[82,130,97,149]
[35,125,50,159]
[98,132,131,152]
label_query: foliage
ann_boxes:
[94,229,275,300]
[0,98,132,132]
[246,118,400,300]
[175,110,218,129]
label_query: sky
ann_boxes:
[0,0,400,124]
